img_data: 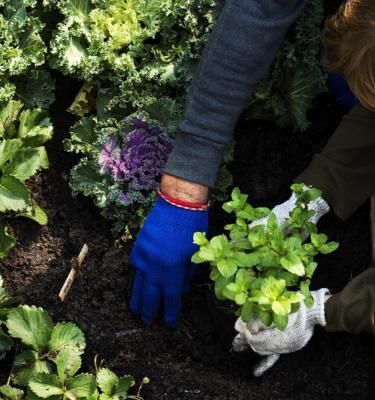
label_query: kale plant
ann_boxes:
[246,0,326,131]
[0,100,53,258]
[50,0,217,128]
[65,113,173,237]
[0,1,55,108]
[192,184,338,330]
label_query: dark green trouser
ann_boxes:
[325,268,375,334]
[295,104,375,334]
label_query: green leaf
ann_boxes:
[29,373,63,398]
[54,348,82,381]
[15,69,55,110]
[301,188,322,203]
[0,139,22,168]
[258,310,273,327]
[18,109,53,145]
[305,262,317,278]
[0,385,24,400]
[96,369,118,396]
[113,376,135,398]
[240,301,253,322]
[193,232,208,246]
[64,117,97,154]
[17,201,48,225]
[49,322,86,353]
[0,175,29,212]
[280,254,305,276]
[311,233,328,248]
[0,223,16,259]
[0,326,13,359]
[217,259,237,279]
[0,101,23,138]
[66,373,97,398]
[272,300,291,316]
[195,247,215,262]
[3,147,49,181]
[11,350,51,387]
[191,252,205,264]
[318,241,339,254]
[7,305,53,352]
[235,292,247,305]
[291,183,305,195]
[273,313,288,331]
[261,277,286,300]
[247,226,267,247]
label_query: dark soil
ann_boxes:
[1,19,375,398]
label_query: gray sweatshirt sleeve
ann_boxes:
[164,0,308,188]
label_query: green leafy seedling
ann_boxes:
[193,185,338,330]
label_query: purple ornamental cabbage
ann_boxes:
[99,116,173,196]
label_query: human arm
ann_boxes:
[164,0,308,188]
[130,0,309,327]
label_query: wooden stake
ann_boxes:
[59,244,89,302]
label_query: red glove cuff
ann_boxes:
[157,188,209,211]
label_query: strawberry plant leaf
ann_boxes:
[3,147,49,182]
[0,385,24,400]
[113,376,135,398]
[66,373,97,399]
[97,368,118,396]
[17,201,48,226]
[11,350,51,387]
[7,305,53,352]
[0,326,13,359]
[0,139,22,168]
[0,175,29,212]
[0,223,16,259]
[49,322,86,354]
[54,348,82,381]
[29,373,63,398]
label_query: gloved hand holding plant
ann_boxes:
[192,184,338,375]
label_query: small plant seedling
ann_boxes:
[192,184,338,330]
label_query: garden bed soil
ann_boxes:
[1,72,375,399]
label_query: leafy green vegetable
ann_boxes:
[0,279,148,399]
[192,185,338,330]
[0,100,53,258]
[246,0,326,131]
[0,1,54,105]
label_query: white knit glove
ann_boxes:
[232,289,329,377]
[251,186,330,231]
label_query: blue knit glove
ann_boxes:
[129,197,209,326]
[327,72,358,113]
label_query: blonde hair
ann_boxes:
[322,0,375,110]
